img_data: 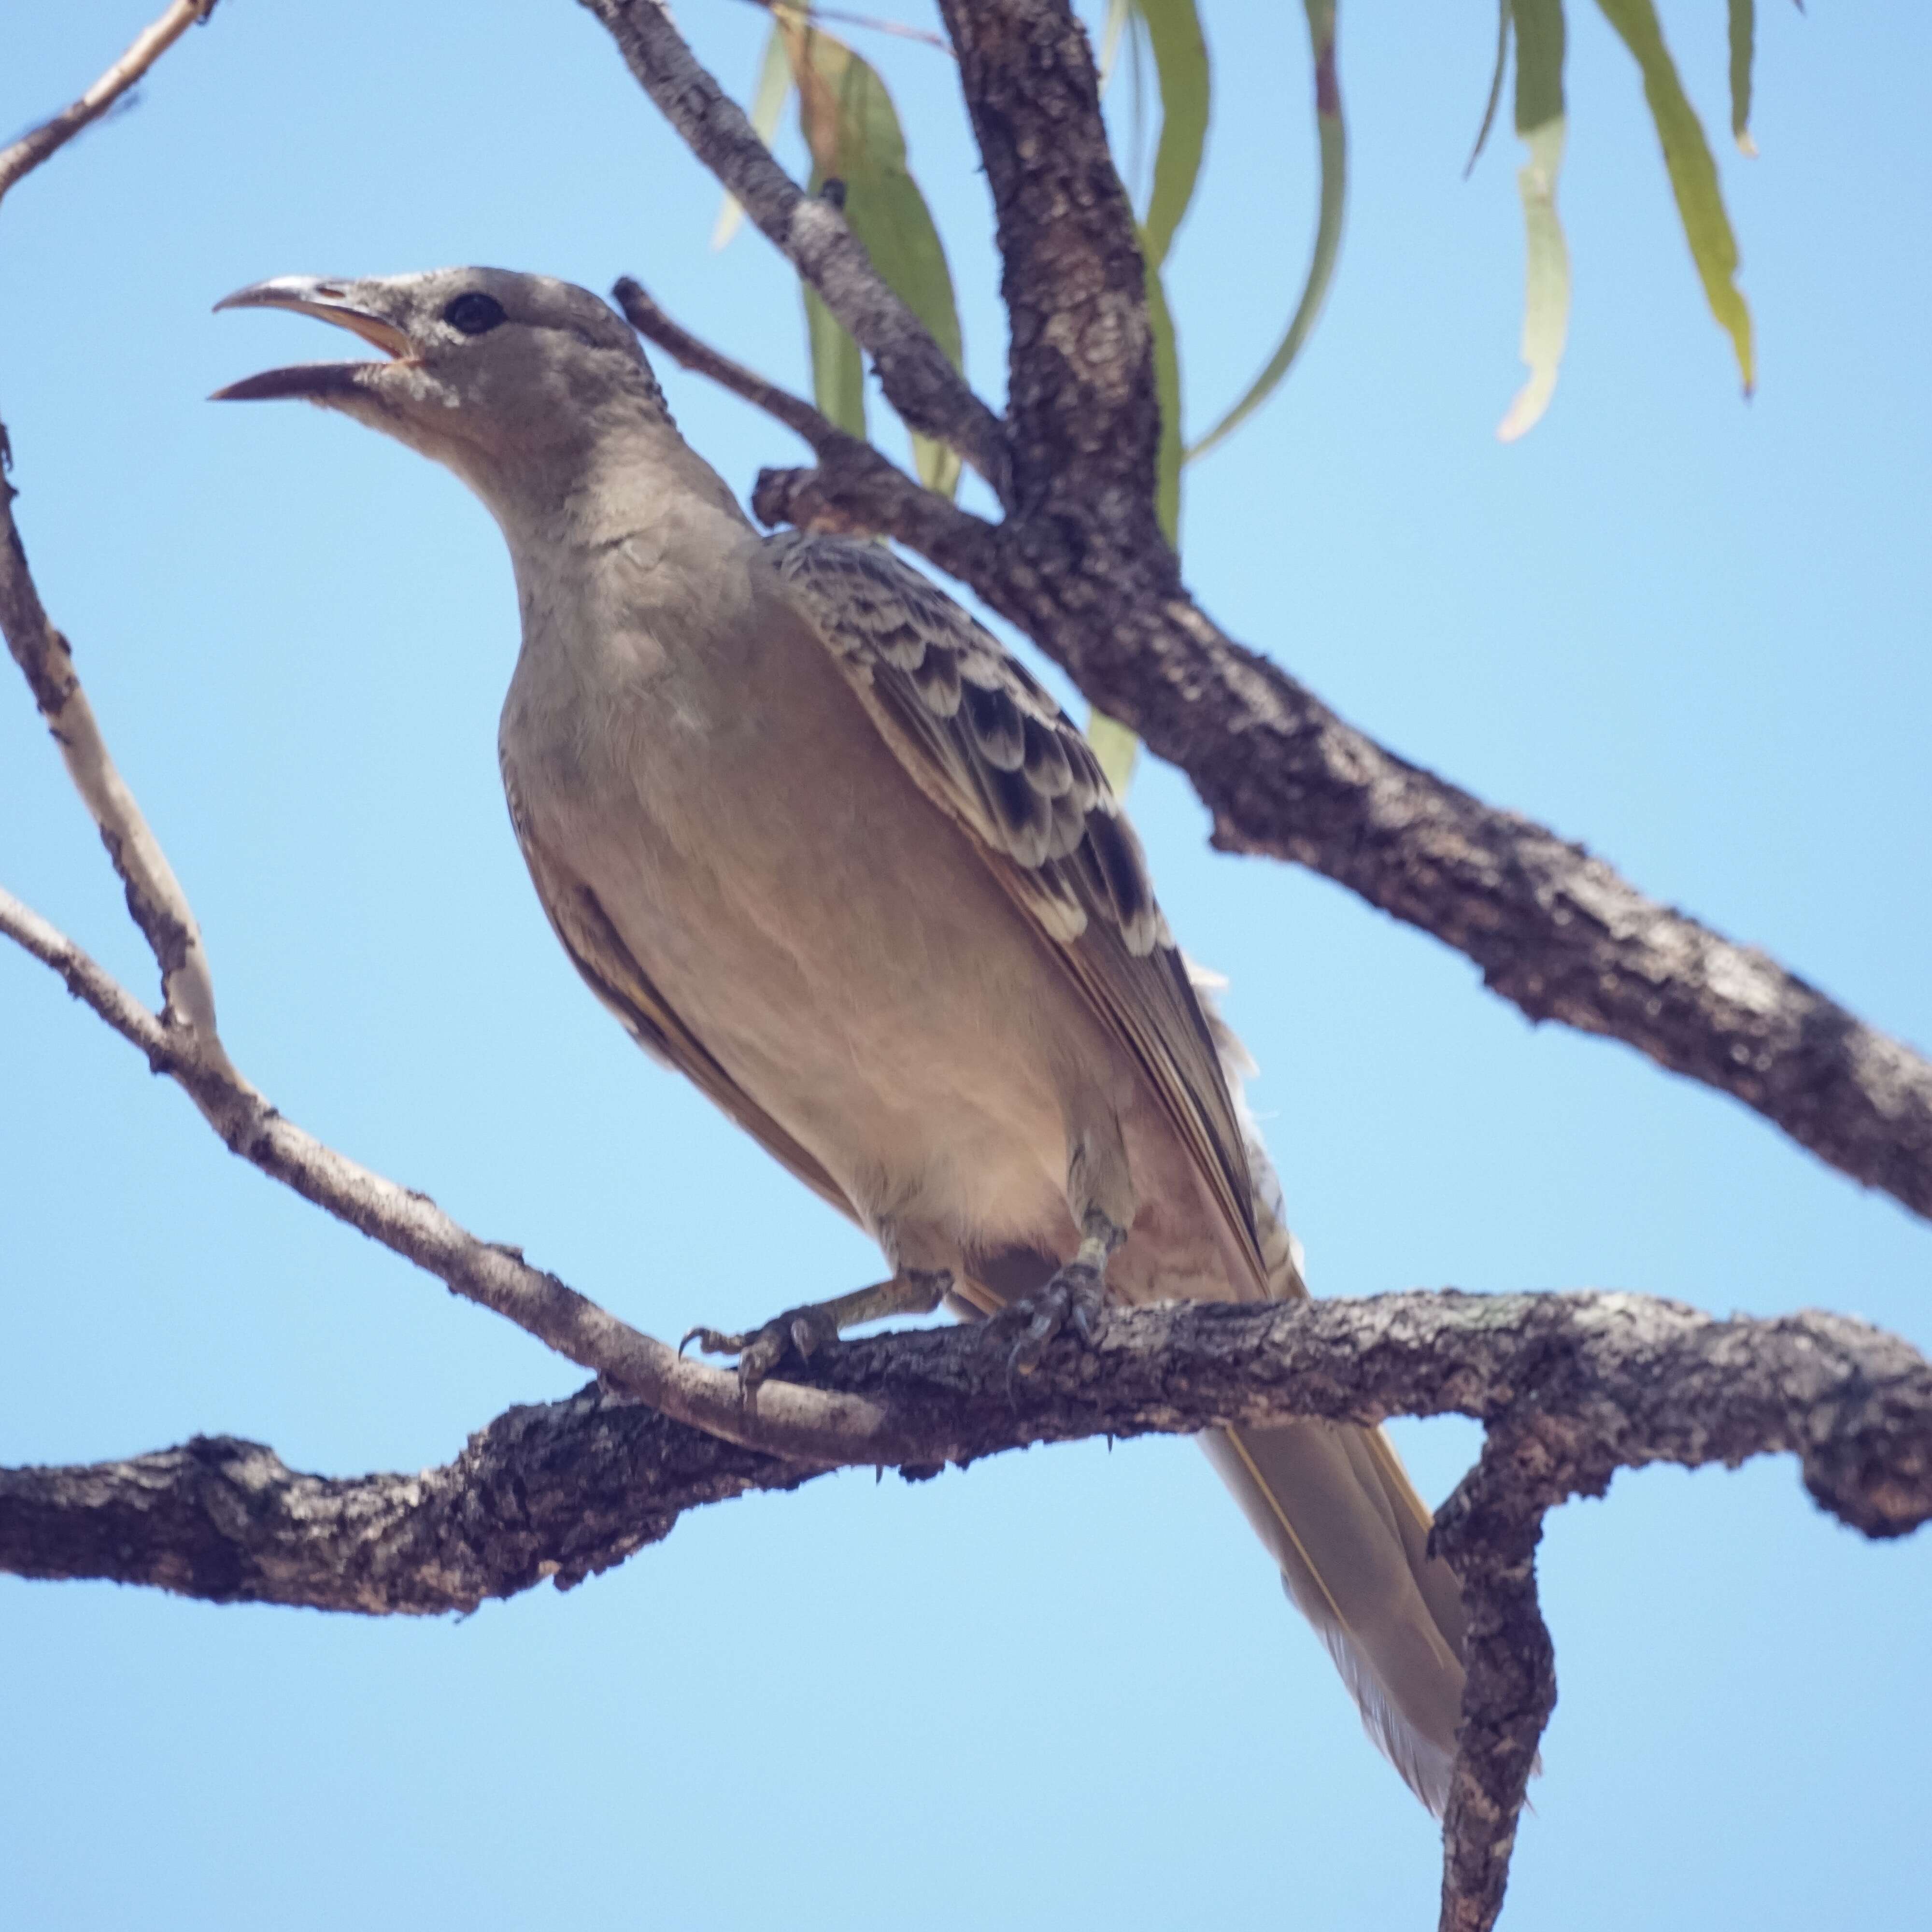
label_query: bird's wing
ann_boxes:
[766,531,1263,1290]
[502,757,859,1225]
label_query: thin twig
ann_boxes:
[613,274,853,454]
[0,0,217,212]
[0,882,911,1466]
[0,431,236,1070]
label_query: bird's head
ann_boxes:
[213,268,670,508]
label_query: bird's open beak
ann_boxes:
[211,277,413,401]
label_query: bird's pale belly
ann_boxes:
[518,668,1122,1258]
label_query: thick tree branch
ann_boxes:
[576,0,1012,500]
[1433,1433,1559,1932]
[8,1290,1927,1614]
[0,0,217,212]
[936,0,1162,529]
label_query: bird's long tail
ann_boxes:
[1190,965,1468,1814]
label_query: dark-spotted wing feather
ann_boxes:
[766,532,1263,1287]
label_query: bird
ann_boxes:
[214,267,1469,1810]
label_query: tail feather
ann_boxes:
[1200,1422,1465,1814]
[1187,958,1468,1812]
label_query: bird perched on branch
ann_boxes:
[215,267,1468,1809]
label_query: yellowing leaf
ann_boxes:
[1595,0,1754,394]
[1497,0,1570,441]
[1497,119,1570,441]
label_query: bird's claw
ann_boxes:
[681,1303,845,1397]
[1001,1261,1107,1393]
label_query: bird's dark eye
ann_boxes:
[443,292,506,336]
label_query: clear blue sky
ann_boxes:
[3,3,1927,1927]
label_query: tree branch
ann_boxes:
[576,0,1012,501]
[0,0,217,212]
[936,0,1163,528]
[8,1290,1926,1614]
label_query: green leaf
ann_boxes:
[1085,710,1141,797]
[1729,0,1757,156]
[1595,0,1755,394]
[712,21,792,252]
[787,25,966,494]
[1512,0,1564,133]
[804,283,867,439]
[1496,0,1569,441]
[1465,0,1511,178]
[1137,0,1210,270]
[1186,0,1344,463]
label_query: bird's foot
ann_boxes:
[681,1268,952,1399]
[1001,1260,1108,1386]
[682,1302,845,1396]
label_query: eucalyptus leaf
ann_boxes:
[1596,0,1755,394]
[1187,0,1344,463]
[1137,0,1210,270]
[1496,0,1570,441]
[1496,119,1570,441]
[1465,0,1511,178]
[804,282,867,438]
[784,24,966,494]
[1729,0,1757,155]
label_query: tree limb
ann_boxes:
[7,1290,1926,1612]
[936,0,1163,526]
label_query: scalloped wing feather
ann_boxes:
[767,532,1263,1286]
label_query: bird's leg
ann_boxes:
[682,1267,953,1396]
[1003,1209,1127,1379]
[1006,1121,1136,1380]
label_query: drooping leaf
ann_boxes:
[1497,122,1570,441]
[784,23,966,495]
[1729,0,1757,155]
[1465,0,1511,178]
[1467,4,1513,175]
[804,282,867,438]
[712,20,793,251]
[1186,0,1344,463]
[1595,0,1754,394]
[1496,0,1570,441]
[1137,0,1210,270]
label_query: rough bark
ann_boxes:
[8,1291,1927,1614]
